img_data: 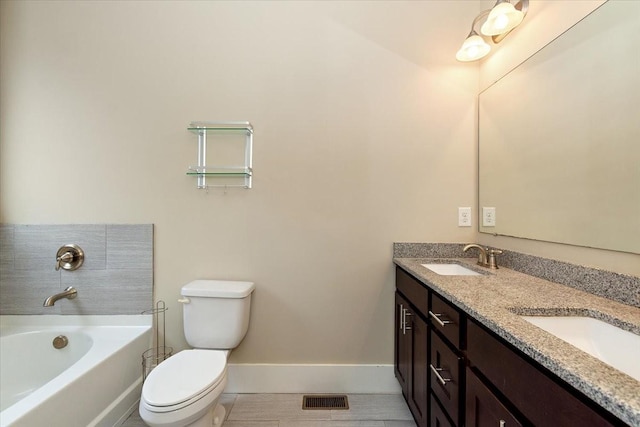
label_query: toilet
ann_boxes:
[139,280,255,427]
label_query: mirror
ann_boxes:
[478,0,640,254]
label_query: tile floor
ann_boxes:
[123,393,417,427]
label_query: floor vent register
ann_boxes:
[302,394,349,410]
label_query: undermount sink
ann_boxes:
[421,263,482,276]
[520,315,640,381]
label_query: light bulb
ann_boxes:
[456,34,491,62]
[481,2,524,36]
[493,14,509,31]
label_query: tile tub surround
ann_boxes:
[393,257,640,426]
[0,224,153,315]
[393,243,640,308]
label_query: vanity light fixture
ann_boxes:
[481,0,526,36]
[456,12,492,62]
[456,0,529,62]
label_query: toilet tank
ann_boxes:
[181,280,255,349]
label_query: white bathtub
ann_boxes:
[0,315,152,427]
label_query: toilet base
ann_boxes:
[212,404,226,427]
[186,404,226,427]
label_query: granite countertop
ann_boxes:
[393,257,640,426]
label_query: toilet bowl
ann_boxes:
[140,350,228,427]
[139,280,255,427]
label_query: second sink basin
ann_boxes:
[521,315,640,381]
[421,263,482,276]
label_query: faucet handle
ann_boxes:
[487,249,503,269]
[55,252,74,271]
[55,244,84,271]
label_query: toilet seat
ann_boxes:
[142,349,227,412]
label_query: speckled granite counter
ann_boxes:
[393,257,640,426]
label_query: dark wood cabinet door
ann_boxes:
[408,312,429,427]
[395,292,411,395]
[395,288,429,427]
[466,368,523,427]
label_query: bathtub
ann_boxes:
[0,315,152,427]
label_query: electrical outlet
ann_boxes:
[458,207,472,227]
[483,207,496,227]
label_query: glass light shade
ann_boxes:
[456,34,491,62]
[481,2,524,36]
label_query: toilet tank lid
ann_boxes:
[182,280,255,298]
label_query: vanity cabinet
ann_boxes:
[394,266,627,427]
[395,290,429,427]
[466,319,618,427]
[396,267,464,427]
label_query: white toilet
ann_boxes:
[139,280,255,427]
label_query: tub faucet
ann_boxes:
[463,244,502,269]
[43,286,78,307]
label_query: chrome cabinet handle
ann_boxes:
[429,311,452,327]
[429,364,451,386]
[403,310,412,334]
[499,421,506,427]
[398,303,413,335]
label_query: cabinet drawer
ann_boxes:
[467,320,617,427]
[396,267,429,316]
[430,394,455,427]
[466,368,523,427]
[430,330,462,426]
[430,292,462,349]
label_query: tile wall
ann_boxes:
[0,224,153,315]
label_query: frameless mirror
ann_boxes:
[478,0,640,254]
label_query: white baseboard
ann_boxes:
[226,364,401,394]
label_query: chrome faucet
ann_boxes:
[463,244,488,266]
[463,244,503,269]
[43,286,78,307]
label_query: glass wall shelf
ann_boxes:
[186,121,253,190]
[188,121,253,134]
[186,166,252,177]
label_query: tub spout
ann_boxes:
[43,286,77,307]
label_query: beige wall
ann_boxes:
[0,1,480,363]
[479,0,606,89]
[4,0,635,366]
[478,0,640,276]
